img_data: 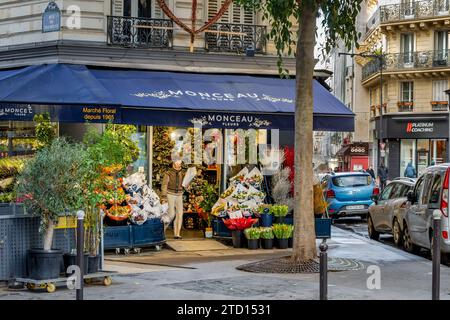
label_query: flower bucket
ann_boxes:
[247,239,259,250]
[231,230,243,248]
[259,213,273,227]
[261,238,273,249]
[277,238,289,249]
[204,227,213,238]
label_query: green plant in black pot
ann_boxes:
[16,138,86,280]
[272,224,294,249]
[271,205,289,224]
[244,227,261,250]
[259,227,274,249]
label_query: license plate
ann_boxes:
[347,205,364,210]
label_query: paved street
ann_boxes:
[1,226,449,300]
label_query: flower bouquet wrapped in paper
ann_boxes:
[230,184,249,203]
[229,167,249,184]
[182,167,197,188]
[222,217,258,231]
[244,167,264,188]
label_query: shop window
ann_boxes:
[417,139,430,177]
[400,139,416,178]
[0,121,38,158]
[130,125,148,176]
[431,139,447,165]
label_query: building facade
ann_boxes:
[354,0,450,179]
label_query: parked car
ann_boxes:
[401,164,450,262]
[321,172,379,219]
[367,177,416,245]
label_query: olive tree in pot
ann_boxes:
[16,138,86,280]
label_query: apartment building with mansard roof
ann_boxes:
[355,0,450,178]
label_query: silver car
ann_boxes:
[403,164,450,262]
[368,178,415,246]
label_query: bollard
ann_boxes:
[432,209,441,301]
[319,239,328,300]
[76,210,85,301]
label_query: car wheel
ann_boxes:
[392,219,403,247]
[403,224,420,254]
[368,215,380,240]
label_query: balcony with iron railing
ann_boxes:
[107,16,267,54]
[365,0,450,37]
[107,16,173,48]
[204,23,267,54]
[362,49,450,81]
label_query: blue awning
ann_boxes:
[0,64,354,131]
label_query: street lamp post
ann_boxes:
[338,50,384,168]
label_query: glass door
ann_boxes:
[400,139,416,177]
[431,139,447,165]
[401,33,414,66]
[401,0,415,17]
[417,139,430,176]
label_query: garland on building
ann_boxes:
[156,0,233,52]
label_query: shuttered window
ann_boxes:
[208,0,255,25]
[112,0,166,18]
[433,80,448,101]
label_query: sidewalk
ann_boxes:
[1,226,449,300]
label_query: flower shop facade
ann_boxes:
[0,63,353,281]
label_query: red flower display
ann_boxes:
[222,217,258,231]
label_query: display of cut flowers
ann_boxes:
[247,185,265,202]
[230,184,249,202]
[220,185,235,199]
[222,217,258,231]
[106,204,131,221]
[244,167,263,187]
[229,167,248,183]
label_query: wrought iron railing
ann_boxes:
[362,50,450,80]
[204,23,267,54]
[107,16,173,48]
[431,102,449,111]
[365,0,450,36]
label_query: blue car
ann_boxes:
[321,172,379,219]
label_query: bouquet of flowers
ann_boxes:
[229,167,249,184]
[222,217,258,231]
[244,167,263,187]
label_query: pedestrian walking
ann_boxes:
[366,165,375,179]
[377,161,389,190]
[404,161,416,178]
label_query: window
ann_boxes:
[208,0,255,25]
[421,174,434,204]
[400,81,414,102]
[414,176,425,204]
[437,0,450,13]
[380,183,394,201]
[431,139,447,164]
[400,139,416,178]
[429,173,443,205]
[113,0,165,18]
[332,175,372,187]
[400,184,413,197]
[433,80,448,101]
[389,183,404,199]
[401,33,414,64]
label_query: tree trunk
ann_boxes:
[43,218,55,251]
[292,4,318,262]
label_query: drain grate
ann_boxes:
[236,256,365,274]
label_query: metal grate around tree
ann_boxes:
[236,255,365,274]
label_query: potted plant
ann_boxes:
[199,181,219,238]
[257,204,273,227]
[260,227,274,249]
[271,204,289,224]
[272,223,294,249]
[81,125,139,273]
[223,217,258,248]
[16,138,86,280]
[244,227,260,250]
